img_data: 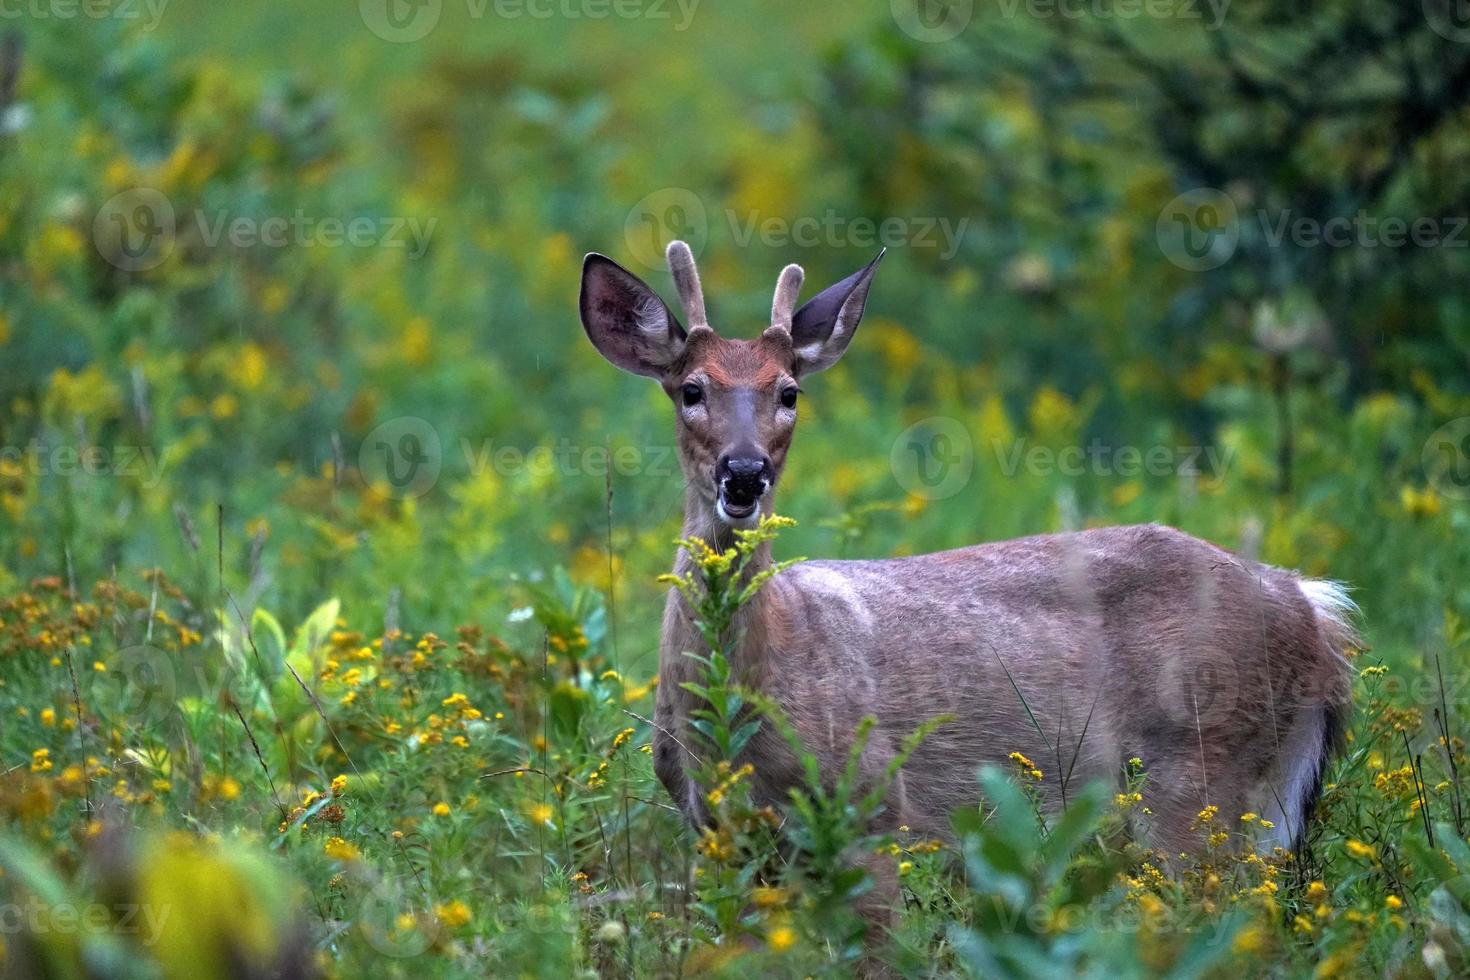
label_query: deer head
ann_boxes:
[580,241,884,527]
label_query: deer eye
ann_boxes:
[681,383,703,407]
[780,386,799,410]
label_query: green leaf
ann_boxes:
[549,681,590,736]
[1039,782,1105,879]
[287,597,339,680]
[978,766,1039,860]
[729,718,763,756]
[250,606,288,679]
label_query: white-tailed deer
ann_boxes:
[579,240,1355,865]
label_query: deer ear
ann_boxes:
[789,249,884,374]
[580,253,687,378]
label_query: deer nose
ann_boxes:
[716,452,772,491]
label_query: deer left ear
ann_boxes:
[579,253,688,379]
[790,248,884,375]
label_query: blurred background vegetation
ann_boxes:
[4,0,1470,646]
[3,1,1470,976]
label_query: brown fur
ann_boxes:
[655,522,1352,856]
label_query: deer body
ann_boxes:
[581,240,1355,859]
[655,518,1353,854]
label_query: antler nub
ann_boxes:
[665,240,708,328]
[770,263,805,333]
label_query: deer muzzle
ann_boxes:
[715,451,771,522]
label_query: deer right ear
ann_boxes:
[580,253,687,378]
[789,248,884,375]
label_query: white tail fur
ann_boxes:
[1262,579,1358,850]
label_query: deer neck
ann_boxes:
[675,491,774,573]
[671,489,777,649]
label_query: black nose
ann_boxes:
[716,453,772,494]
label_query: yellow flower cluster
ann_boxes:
[705,761,754,807]
[695,826,737,864]
[1007,751,1043,781]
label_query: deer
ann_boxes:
[578,239,1356,901]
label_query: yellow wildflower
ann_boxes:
[323,837,360,862]
[435,900,472,928]
[751,887,787,908]
[767,924,797,952]
[1007,751,1043,780]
